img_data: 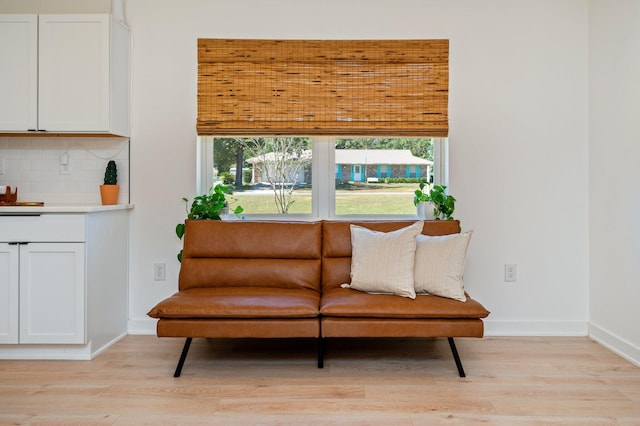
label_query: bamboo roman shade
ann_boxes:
[197,39,449,136]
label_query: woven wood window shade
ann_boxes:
[197,39,448,136]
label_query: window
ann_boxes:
[196,39,450,220]
[198,136,447,220]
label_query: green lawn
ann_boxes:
[336,193,415,215]
[229,192,312,214]
[229,183,417,215]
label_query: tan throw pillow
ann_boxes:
[341,221,424,299]
[413,231,473,302]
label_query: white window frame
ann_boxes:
[197,136,448,221]
[432,136,449,188]
[197,137,215,195]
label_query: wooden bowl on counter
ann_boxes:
[0,186,18,203]
[0,186,45,206]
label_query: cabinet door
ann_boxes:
[38,15,110,132]
[0,15,38,131]
[0,244,19,344]
[19,243,85,344]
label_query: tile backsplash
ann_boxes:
[0,136,129,204]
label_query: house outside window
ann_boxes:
[334,150,431,184]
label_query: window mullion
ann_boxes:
[312,136,334,219]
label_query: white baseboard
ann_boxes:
[90,332,128,358]
[0,333,129,360]
[484,319,588,336]
[589,322,640,368]
[0,344,92,360]
[128,317,157,335]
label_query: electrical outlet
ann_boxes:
[153,263,166,281]
[60,153,71,175]
[505,264,517,282]
[60,164,72,175]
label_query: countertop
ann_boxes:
[0,203,134,214]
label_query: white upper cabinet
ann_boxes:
[0,15,38,132]
[0,14,130,136]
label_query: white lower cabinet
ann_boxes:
[0,244,19,344]
[0,210,129,359]
[0,242,84,344]
[20,243,85,344]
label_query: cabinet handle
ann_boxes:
[8,242,29,245]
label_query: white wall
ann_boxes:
[445,1,590,336]
[588,0,640,365]
[123,0,590,336]
[0,0,597,341]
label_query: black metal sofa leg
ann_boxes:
[174,337,193,377]
[317,337,325,369]
[447,337,466,378]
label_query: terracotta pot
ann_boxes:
[100,184,120,205]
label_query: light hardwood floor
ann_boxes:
[1,335,639,425]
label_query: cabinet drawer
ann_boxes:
[0,214,85,242]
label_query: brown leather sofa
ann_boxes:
[148,220,490,377]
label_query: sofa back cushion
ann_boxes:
[180,220,322,292]
[321,220,461,292]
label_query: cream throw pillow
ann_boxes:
[413,231,473,302]
[341,221,424,299]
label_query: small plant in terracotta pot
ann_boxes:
[100,160,119,205]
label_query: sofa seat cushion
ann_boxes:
[320,288,490,319]
[148,287,320,319]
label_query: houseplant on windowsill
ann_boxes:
[99,160,119,205]
[175,184,244,262]
[414,183,456,220]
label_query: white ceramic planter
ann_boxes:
[416,201,436,220]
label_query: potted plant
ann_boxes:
[413,183,456,220]
[99,160,119,205]
[175,184,244,262]
[414,182,435,220]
